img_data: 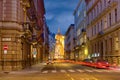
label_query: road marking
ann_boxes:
[76,69,84,72]
[60,70,66,73]
[41,69,120,74]
[84,69,93,72]
[66,74,75,80]
[10,71,39,74]
[42,71,48,73]
[93,70,103,72]
[68,69,75,72]
[51,70,57,73]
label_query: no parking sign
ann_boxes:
[3,45,8,50]
[3,45,8,54]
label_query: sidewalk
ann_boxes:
[0,62,46,74]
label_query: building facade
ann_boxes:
[55,29,65,59]
[86,0,120,65]
[65,24,76,60]
[42,22,49,61]
[0,0,46,71]
[49,32,55,60]
[74,0,88,61]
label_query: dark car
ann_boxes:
[93,60,110,69]
[82,59,93,66]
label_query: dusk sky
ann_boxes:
[44,0,79,35]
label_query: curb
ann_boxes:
[0,63,46,74]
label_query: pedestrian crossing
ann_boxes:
[41,69,120,74]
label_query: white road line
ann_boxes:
[51,70,57,73]
[42,71,48,73]
[10,71,39,74]
[93,69,103,72]
[84,69,93,72]
[68,69,75,72]
[60,70,66,73]
[76,69,84,72]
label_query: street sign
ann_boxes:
[3,45,8,50]
[4,50,7,54]
[33,51,37,55]
[32,48,37,55]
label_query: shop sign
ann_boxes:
[2,38,11,41]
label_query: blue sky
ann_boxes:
[44,0,79,35]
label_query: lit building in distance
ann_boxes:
[55,28,65,59]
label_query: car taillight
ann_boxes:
[106,62,108,64]
[98,62,102,65]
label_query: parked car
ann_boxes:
[82,59,93,67]
[93,59,110,69]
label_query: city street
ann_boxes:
[0,62,120,80]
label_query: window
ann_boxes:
[101,20,102,31]
[98,22,99,32]
[84,11,86,17]
[94,25,96,34]
[91,11,93,20]
[104,0,106,7]
[109,13,111,26]
[100,1,102,12]
[110,38,112,52]
[92,27,93,36]
[115,37,119,50]
[108,0,111,3]
[115,8,117,23]
[105,40,107,54]
[104,16,107,29]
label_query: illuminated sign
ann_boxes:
[2,38,11,41]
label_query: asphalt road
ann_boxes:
[0,62,120,80]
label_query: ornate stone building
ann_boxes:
[73,0,88,61]
[86,0,120,65]
[0,0,46,71]
[65,24,76,60]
